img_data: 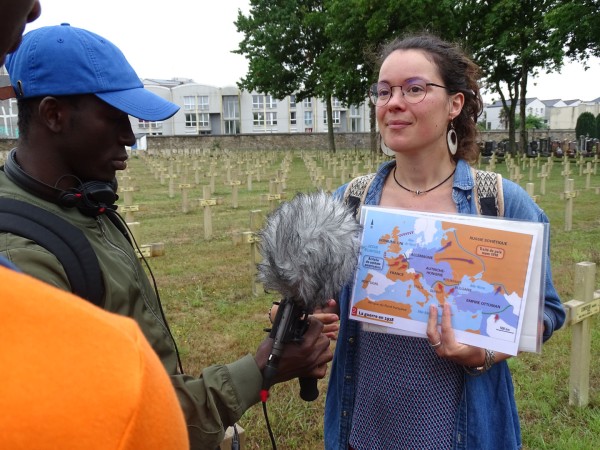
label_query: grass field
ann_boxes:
[120,149,600,450]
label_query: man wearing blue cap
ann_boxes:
[0,5,189,449]
[0,24,333,449]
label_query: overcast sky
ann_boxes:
[26,0,600,103]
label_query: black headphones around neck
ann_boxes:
[3,149,119,217]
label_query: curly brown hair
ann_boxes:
[379,32,483,163]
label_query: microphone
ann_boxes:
[256,190,362,401]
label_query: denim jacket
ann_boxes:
[325,159,566,450]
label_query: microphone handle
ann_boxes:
[262,300,295,393]
[299,377,319,401]
[263,298,320,401]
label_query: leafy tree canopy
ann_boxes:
[575,111,596,138]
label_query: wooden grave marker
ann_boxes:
[225,177,241,209]
[200,185,217,240]
[537,164,549,196]
[525,183,538,203]
[563,262,600,407]
[583,162,593,190]
[118,176,164,259]
[165,165,178,199]
[179,173,192,213]
[561,159,573,192]
[560,178,578,232]
[241,209,264,296]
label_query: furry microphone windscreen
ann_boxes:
[257,191,362,310]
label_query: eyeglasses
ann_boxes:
[369,81,449,106]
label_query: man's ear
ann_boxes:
[38,96,67,133]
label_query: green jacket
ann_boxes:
[0,168,262,449]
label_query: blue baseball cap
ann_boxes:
[5,24,179,121]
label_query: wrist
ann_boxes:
[463,349,495,376]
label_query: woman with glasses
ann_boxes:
[323,33,565,450]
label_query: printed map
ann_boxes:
[350,207,539,355]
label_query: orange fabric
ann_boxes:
[0,266,188,449]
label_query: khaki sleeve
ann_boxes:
[171,354,262,450]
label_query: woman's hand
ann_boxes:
[313,299,340,340]
[426,303,509,367]
[269,299,340,340]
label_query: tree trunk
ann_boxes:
[496,81,518,155]
[326,98,336,153]
[370,104,377,154]
[519,70,528,154]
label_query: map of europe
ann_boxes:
[350,207,537,354]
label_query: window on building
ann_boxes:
[290,95,296,109]
[184,95,209,111]
[252,95,264,109]
[222,95,240,135]
[266,112,277,125]
[304,111,313,126]
[222,96,239,119]
[322,110,341,125]
[183,96,195,111]
[253,112,265,126]
[350,105,360,116]
[198,96,209,111]
[224,120,239,134]
[184,113,209,128]
[185,113,197,127]
[303,98,312,108]
[332,97,341,108]
[265,95,277,108]
[290,111,297,125]
[198,113,209,127]
[138,119,162,129]
[351,117,361,132]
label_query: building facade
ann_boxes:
[482,96,600,131]
[129,78,371,143]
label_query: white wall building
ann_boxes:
[483,98,548,130]
[483,96,600,131]
[128,78,371,137]
[550,100,600,131]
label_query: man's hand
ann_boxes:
[255,317,333,384]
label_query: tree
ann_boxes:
[457,0,565,154]
[514,114,548,130]
[575,112,596,139]
[596,114,600,139]
[546,1,600,60]
[324,0,458,152]
[234,0,339,151]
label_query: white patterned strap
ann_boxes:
[343,173,376,217]
[472,168,504,217]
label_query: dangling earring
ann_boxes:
[447,121,458,156]
[380,134,395,156]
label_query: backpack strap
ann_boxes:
[472,167,504,217]
[342,168,504,219]
[343,173,377,218]
[0,198,105,306]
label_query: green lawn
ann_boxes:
[122,149,600,450]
